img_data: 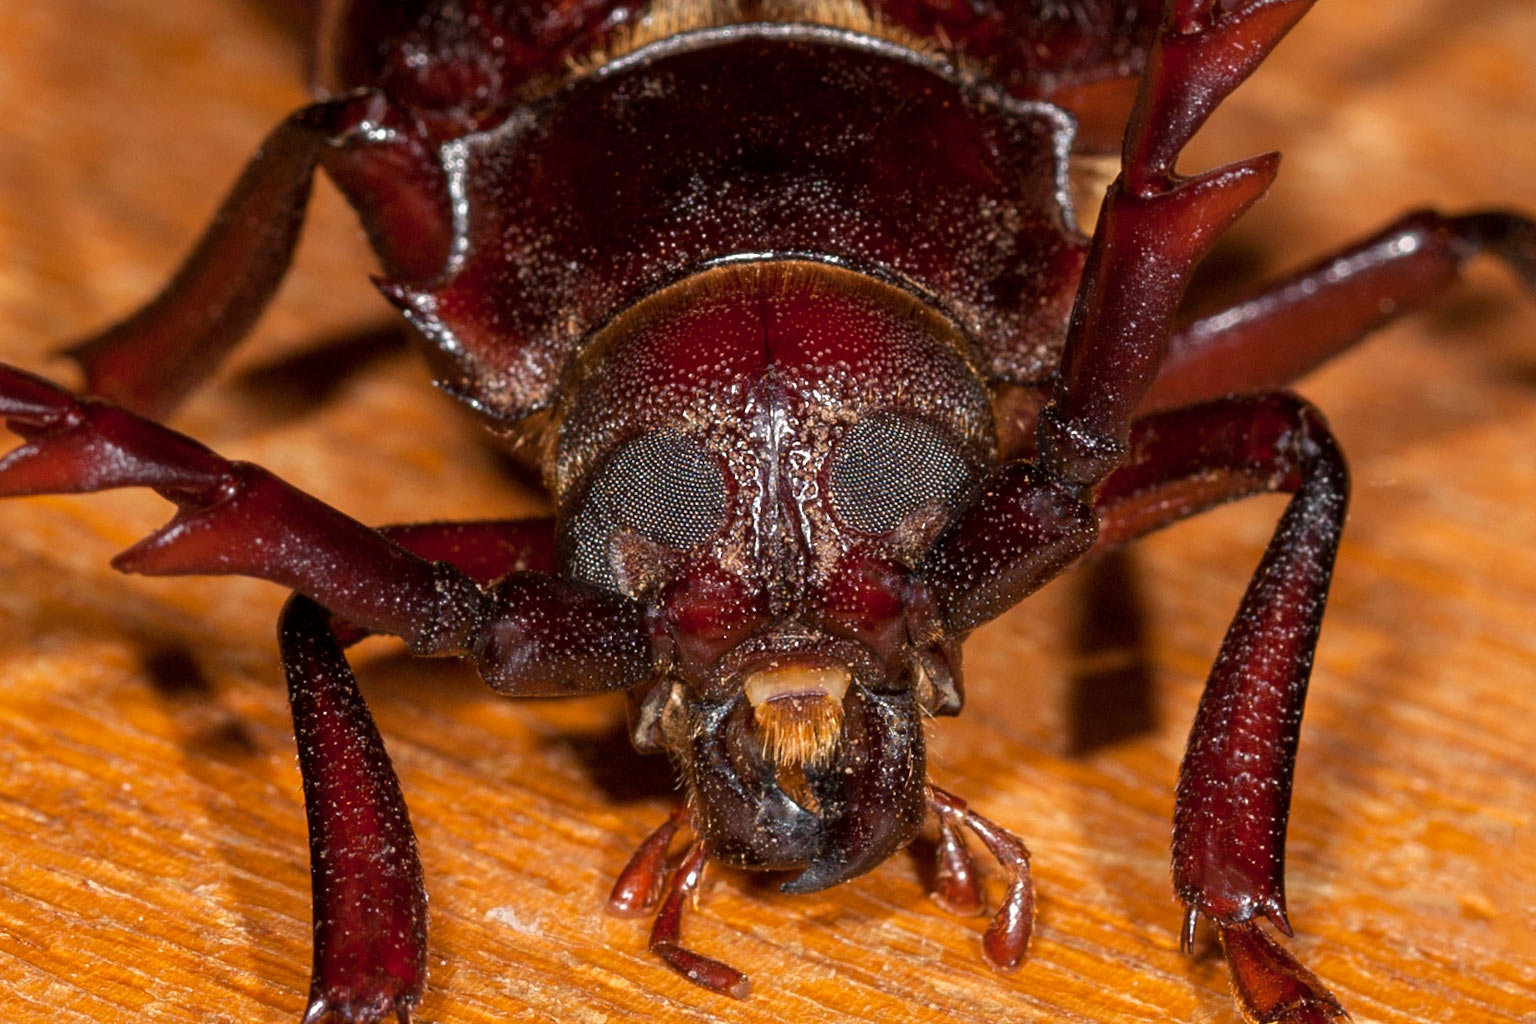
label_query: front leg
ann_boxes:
[283,519,556,1024]
[282,594,426,1024]
[0,369,658,1021]
[1096,393,1350,1023]
[248,515,657,1024]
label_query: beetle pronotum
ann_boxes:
[1,2,1533,1023]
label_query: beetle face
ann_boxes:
[552,261,994,888]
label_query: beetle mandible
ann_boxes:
[2,2,1534,1023]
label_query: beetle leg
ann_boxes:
[282,594,426,1024]
[1102,393,1348,934]
[648,842,751,999]
[0,364,486,651]
[65,92,452,419]
[1037,0,1313,490]
[1219,919,1348,1024]
[277,518,557,1024]
[928,785,1035,972]
[0,366,654,698]
[1093,393,1350,1023]
[1144,209,1536,411]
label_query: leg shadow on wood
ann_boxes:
[1066,549,1157,756]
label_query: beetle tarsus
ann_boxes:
[1217,920,1349,1024]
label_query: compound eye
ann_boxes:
[567,429,728,589]
[828,411,973,535]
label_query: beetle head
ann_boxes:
[552,261,993,889]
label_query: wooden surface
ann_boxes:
[2,2,1534,1022]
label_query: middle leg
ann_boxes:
[281,518,557,1024]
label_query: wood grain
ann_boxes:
[1,2,1533,1022]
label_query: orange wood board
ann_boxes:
[1,2,1533,1022]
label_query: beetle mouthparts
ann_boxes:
[744,665,851,768]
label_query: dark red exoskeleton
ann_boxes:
[1,2,1533,1022]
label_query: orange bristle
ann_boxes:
[754,693,844,768]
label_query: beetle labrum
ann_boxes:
[2,2,1533,1023]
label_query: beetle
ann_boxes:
[0,2,1529,1024]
